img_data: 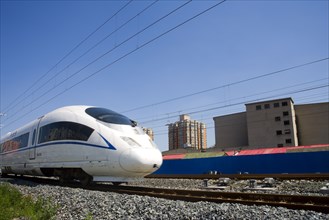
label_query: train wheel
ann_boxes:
[80,176,92,187]
[59,177,71,185]
[112,182,124,186]
[0,173,9,178]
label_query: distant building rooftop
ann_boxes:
[245,97,294,106]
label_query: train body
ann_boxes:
[0,106,162,184]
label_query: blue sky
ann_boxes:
[1,0,328,152]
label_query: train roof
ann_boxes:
[1,105,130,141]
[0,106,93,140]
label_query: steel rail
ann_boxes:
[88,185,329,214]
[2,175,329,214]
[147,173,329,180]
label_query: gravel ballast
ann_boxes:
[130,178,329,196]
[2,178,329,220]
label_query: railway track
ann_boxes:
[148,173,329,180]
[89,185,329,214]
[2,175,329,214]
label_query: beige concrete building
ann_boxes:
[295,102,329,145]
[168,114,207,150]
[246,98,298,148]
[142,127,154,141]
[213,112,248,148]
[213,98,328,150]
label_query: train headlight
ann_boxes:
[120,136,141,147]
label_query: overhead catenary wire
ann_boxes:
[302,98,329,103]
[3,0,193,123]
[137,86,328,130]
[126,87,329,135]
[2,0,227,128]
[152,85,329,127]
[134,77,329,121]
[152,93,329,136]
[122,57,329,113]
[139,82,328,126]
[152,95,328,138]
[153,110,329,136]
[152,92,329,135]
[140,84,329,124]
[139,87,329,145]
[2,0,159,116]
[0,0,134,113]
[139,91,329,132]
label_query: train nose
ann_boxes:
[119,148,163,173]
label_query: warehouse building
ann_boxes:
[213,98,329,150]
[294,102,329,145]
[168,114,207,150]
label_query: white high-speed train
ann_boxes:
[0,106,163,185]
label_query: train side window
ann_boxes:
[32,129,36,145]
[1,133,29,153]
[38,122,94,143]
[13,133,29,149]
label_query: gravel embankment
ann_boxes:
[129,178,329,196]
[2,178,329,220]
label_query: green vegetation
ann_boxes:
[0,183,57,220]
[84,212,94,220]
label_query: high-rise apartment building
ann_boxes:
[168,114,207,150]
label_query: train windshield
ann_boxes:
[86,107,135,126]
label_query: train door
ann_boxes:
[29,129,37,160]
[29,117,43,160]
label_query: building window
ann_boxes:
[275,116,281,122]
[274,102,280,108]
[284,129,291,134]
[264,104,270,109]
[286,139,292,144]
[284,120,290,125]
[282,101,288,106]
[283,111,289,116]
[256,105,262,110]
[276,130,282,135]
[277,144,283,147]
